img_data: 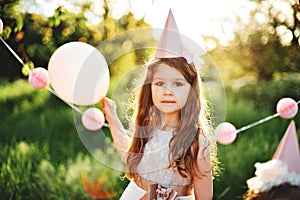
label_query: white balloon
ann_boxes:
[48,42,110,105]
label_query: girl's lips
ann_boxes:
[161,100,176,103]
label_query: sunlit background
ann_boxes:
[0,0,299,199]
[20,0,253,48]
[20,0,298,49]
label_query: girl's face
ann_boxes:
[151,63,191,115]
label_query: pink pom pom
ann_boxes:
[28,67,50,89]
[81,108,105,131]
[215,122,237,145]
[0,18,3,34]
[276,98,298,119]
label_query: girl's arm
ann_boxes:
[193,156,213,200]
[102,97,131,163]
[193,134,213,200]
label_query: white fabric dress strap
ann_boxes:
[120,181,147,200]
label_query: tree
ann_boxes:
[0,0,25,79]
[0,0,151,80]
[211,0,300,81]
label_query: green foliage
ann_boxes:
[48,6,68,28]
[65,152,126,198]
[1,0,300,199]
[0,141,42,199]
[214,96,299,200]
[228,77,300,111]
[0,0,151,80]
[209,0,300,82]
[21,61,34,76]
[1,78,299,199]
[0,79,85,164]
[0,0,24,39]
[0,79,126,199]
[0,140,124,199]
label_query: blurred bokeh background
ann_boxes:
[0,0,299,199]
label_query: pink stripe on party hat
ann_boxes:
[155,9,184,58]
[272,120,300,174]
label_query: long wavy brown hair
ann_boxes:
[126,57,214,180]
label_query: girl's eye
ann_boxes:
[174,82,183,87]
[154,81,164,86]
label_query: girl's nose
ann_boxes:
[163,86,173,95]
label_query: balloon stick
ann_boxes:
[236,100,300,134]
[216,99,299,145]
[236,113,279,134]
[0,38,25,65]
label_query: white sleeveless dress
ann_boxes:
[120,129,197,200]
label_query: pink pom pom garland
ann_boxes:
[81,108,105,131]
[216,98,299,145]
[276,98,298,119]
[2,18,299,133]
[215,122,237,145]
[28,67,50,89]
[0,21,109,130]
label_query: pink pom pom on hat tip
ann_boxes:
[276,97,298,119]
[28,67,50,89]
[215,122,237,145]
[81,108,105,131]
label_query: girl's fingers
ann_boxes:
[101,98,106,108]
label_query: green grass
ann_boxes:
[214,97,299,200]
[0,79,83,164]
[0,79,126,199]
[0,78,299,199]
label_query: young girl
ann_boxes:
[102,57,216,200]
[102,9,216,200]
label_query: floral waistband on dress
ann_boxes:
[148,184,178,200]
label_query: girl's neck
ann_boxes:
[160,113,180,131]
